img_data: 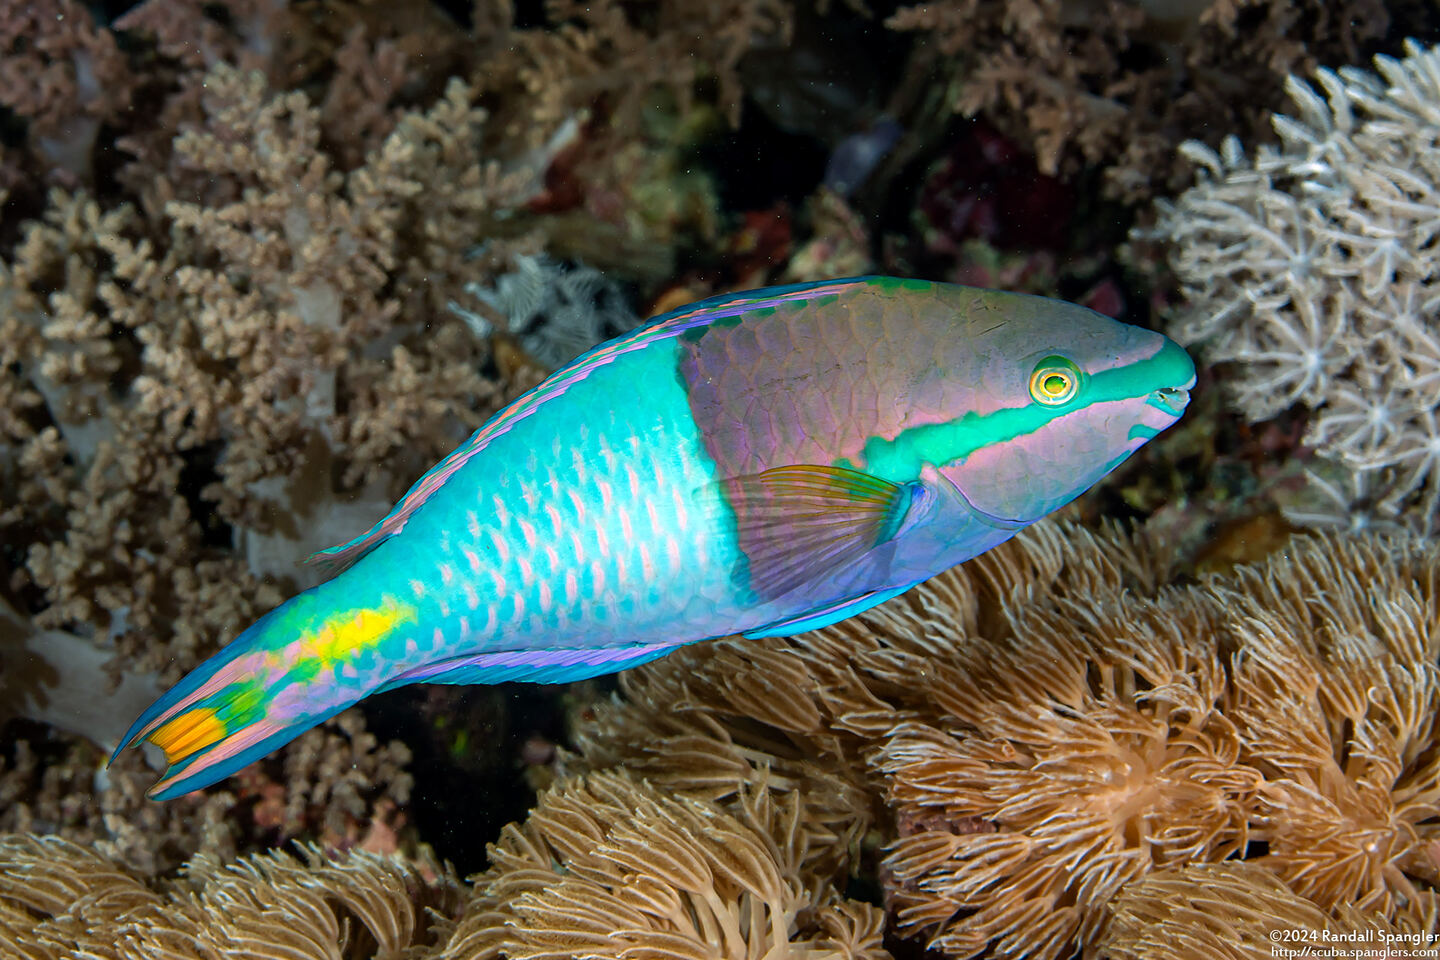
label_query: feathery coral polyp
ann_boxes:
[1151,40,1440,533]
[877,592,1256,960]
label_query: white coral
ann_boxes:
[1150,39,1440,533]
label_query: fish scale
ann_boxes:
[114,276,1195,799]
[356,327,739,656]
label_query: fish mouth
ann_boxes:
[1147,385,1192,418]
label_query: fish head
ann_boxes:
[926,288,1195,528]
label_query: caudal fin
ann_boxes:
[110,685,356,800]
[109,598,380,800]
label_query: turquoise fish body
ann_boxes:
[114,277,1195,798]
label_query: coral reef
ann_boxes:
[0,0,814,890]
[0,773,882,960]
[1150,40,1440,533]
[5,4,1440,958]
[884,0,1397,202]
[567,521,1440,959]
[0,834,462,959]
[444,771,886,960]
[0,711,413,878]
[0,64,524,693]
[1102,862,1437,960]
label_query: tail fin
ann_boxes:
[111,593,413,800]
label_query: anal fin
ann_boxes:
[377,640,684,689]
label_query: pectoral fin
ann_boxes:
[708,464,930,599]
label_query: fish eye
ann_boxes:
[1028,357,1081,406]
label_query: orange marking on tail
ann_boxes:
[150,708,227,764]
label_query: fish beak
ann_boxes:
[1147,384,1192,418]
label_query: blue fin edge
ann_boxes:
[743,581,918,639]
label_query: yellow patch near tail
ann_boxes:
[303,598,416,664]
[149,707,228,765]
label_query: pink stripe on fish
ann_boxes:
[132,651,270,742]
[671,485,689,533]
[487,529,510,565]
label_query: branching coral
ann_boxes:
[482,0,792,146]
[0,63,530,692]
[0,711,414,879]
[885,0,1394,202]
[1150,40,1440,532]
[0,0,135,184]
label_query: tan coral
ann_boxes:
[571,522,1183,894]
[875,590,1258,960]
[569,521,1440,958]
[2,61,532,688]
[0,0,135,183]
[441,770,887,960]
[0,709,413,880]
[0,833,460,960]
[1102,861,1438,960]
[1217,534,1440,916]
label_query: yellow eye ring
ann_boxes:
[1029,358,1081,405]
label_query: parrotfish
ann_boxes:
[113,277,1194,799]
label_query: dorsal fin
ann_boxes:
[306,278,873,576]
